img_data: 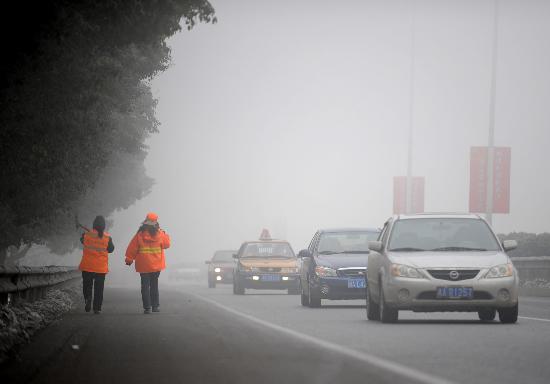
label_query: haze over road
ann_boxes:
[6,284,550,384]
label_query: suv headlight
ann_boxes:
[315,266,337,277]
[390,264,424,279]
[281,267,299,273]
[484,263,513,278]
[214,267,221,273]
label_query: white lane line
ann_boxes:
[519,316,550,323]
[190,293,457,384]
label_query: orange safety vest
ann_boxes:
[126,231,170,273]
[136,233,164,272]
[79,230,110,273]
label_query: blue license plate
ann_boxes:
[348,279,366,289]
[260,274,280,282]
[436,286,473,299]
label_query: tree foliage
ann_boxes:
[0,0,216,262]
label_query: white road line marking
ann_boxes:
[190,293,457,384]
[519,316,550,323]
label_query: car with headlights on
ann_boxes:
[205,250,236,288]
[299,228,381,307]
[366,213,519,323]
[233,233,300,295]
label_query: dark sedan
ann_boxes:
[299,228,380,307]
[205,250,236,288]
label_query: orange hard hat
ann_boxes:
[146,212,158,221]
[143,212,158,225]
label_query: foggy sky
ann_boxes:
[109,0,550,267]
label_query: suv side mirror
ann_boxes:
[298,249,312,258]
[502,240,518,252]
[368,241,383,252]
[204,260,211,264]
[232,253,239,259]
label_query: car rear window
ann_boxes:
[241,242,295,258]
[213,251,234,261]
[388,218,500,252]
[318,231,380,254]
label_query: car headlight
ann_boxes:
[390,264,424,279]
[214,267,221,273]
[281,267,299,273]
[315,266,337,277]
[484,263,513,278]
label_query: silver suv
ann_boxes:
[366,213,519,323]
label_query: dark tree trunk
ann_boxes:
[0,248,7,266]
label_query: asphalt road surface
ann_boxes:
[4,282,550,384]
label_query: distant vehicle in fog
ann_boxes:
[299,228,381,307]
[366,213,519,323]
[168,262,201,282]
[233,231,300,295]
[205,250,236,288]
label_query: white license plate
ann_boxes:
[436,286,473,299]
[348,279,366,289]
[260,274,280,282]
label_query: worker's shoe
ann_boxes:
[152,307,160,313]
[93,309,101,315]
[143,308,151,314]
[85,299,91,313]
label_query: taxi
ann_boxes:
[233,230,300,295]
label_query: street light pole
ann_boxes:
[486,0,499,225]
[406,2,416,214]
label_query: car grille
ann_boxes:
[417,291,493,300]
[337,268,366,277]
[259,267,281,272]
[427,270,480,281]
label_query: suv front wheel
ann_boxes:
[379,285,398,323]
[308,277,321,308]
[478,309,496,321]
[498,303,518,324]
[366,286,380,321]
[233,276,245,295]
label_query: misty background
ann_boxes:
[25,0,550,276]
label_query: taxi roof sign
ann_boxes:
[259,228,272,241]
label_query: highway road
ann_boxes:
[4,283,550,384]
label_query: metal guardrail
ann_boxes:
[0,266,80,305]
[511,256,550,282]
[1,258,548,305]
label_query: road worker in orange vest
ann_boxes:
[125,212,171,314]
[78,215,115,314]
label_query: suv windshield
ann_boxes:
[388,218,501,252]
[213,251,234,262]
[318,231,380,255]
[241,242,295,258]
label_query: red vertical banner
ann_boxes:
[412,177,425,213]
[469,147,488,213]
[393,176,425,214]
[469,146,511,214]
[393,177,407,214]
[493,147,511,213]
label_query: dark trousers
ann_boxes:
[140,271,160,309]
[82,271,106,311]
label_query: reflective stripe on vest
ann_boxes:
[138,247,162,254]
[84,234,109,252]
[84,245,107,252]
